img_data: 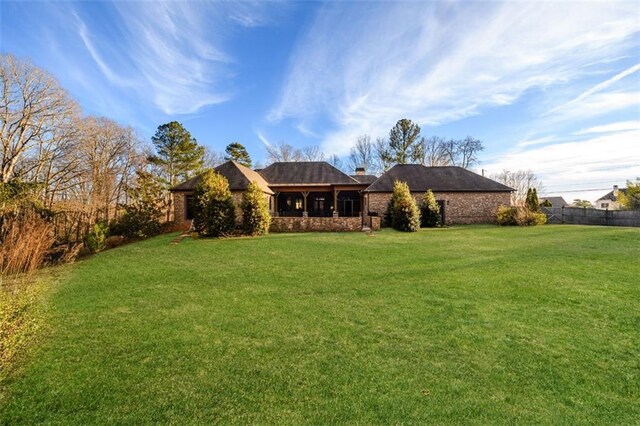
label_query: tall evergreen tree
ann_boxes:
[224,142,252,168]
[525,188,540,211]
[531,188,540,212]
[384,119,423,164]
[193,169,236,237]
[148,121,205,221]
[241,181,271,236]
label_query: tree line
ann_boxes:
[262,118,486,176]
[0,53,547,275]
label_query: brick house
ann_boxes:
[171,161,512,231]
[170,160,273,230]
[362,164,512,224]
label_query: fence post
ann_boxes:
[562,206,565,224]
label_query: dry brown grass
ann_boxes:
[0,213,55,276]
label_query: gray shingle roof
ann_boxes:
[170,161,274,194]
[258,162,359,185]
[539,197,569,208]
[363,164,513,193]
[597,188,626,202]
[350,174,378,184]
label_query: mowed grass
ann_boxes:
[1,225,639,424]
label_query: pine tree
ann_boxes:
[241,181,271,236]
[388,180,420,232]
[525,188,540,212]
[420,189,442,227]
[224,142,252,168]
[531,188,540,212]
[148,121,205,221]
[193,169,236,237]
[384,119,423,164]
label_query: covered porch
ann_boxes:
[273,186,363,218]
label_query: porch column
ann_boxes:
[302,191,309,217]
[273,192,279,217]
[333,189,340,217]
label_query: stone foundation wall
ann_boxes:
[270,216,380,233]
[366,191,511,225]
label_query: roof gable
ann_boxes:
[596,188,626,202]
[258,162,359,185]
[170,161,274,194]
[364,164,513,193]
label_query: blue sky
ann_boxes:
[2,1,639,202]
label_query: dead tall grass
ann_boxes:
[0,213,55,276]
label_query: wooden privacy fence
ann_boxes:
[542,207,640,227]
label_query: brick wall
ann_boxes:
[173,192,191,230]
[366,191,511,225]
[270,216,380,232]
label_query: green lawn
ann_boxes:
[1,225,639,424]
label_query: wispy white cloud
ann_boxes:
[269,2,639,156]
[483,129,640,202]
[73,1,275,115]
[575,120,640,135]
[296,123,320,138]
[256,130,272,147]
[544,63,640,120]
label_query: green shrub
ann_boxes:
[193,169,236,237]
[496,205,547,226]
[388,181,420,232]
[496,205,518,226]
[110,207,162,240]
[110,169,164,240]
[517,209,547,226]
[85,221,109,253]
[241,181,271,236]
[420,189,442,227]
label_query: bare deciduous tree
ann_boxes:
[374,137,394,172]
[491,169,543,204]
[442,136,484,169]
[204,147,225,168]
[1,54,79,183]
[348,134,377,174]
[415,136,450,166]
[302,145,325,161]
[265,142,303,163]
[327,154,345,172]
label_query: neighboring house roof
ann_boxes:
[258,162,359,185]
[363,164,513,193]
[596,188,627,202]
[539,197,569,208]
[350,174,378,185]
[170,160,274,195]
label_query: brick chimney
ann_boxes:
[355,167,366,176]
[613,185,619,198]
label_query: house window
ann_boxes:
[601,203,609,209]
[186,195,196,220]
[295,198,303,210]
